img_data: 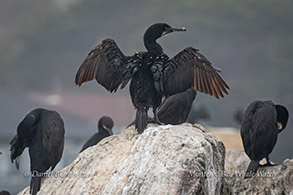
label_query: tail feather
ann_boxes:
[245,160,259,178]
[135,108,148,134]
[9,135,25,169]
[30,176,42,195]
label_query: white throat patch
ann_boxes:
[277,122,283,130]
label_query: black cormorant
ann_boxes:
[128,89,195,126]
[0,191,11,195]
[10,108,65,195]
[75,23,229,133]
[80,116,114,153]
[157,88,196,125]
[240,100,289,178]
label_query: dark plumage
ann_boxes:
[80,116,114,153]
[128,89,196,126]
[0,191,11,195]
[240,100,289,178]
[157,88,197,125]
[75,23,229,133]
[10,108,65,195]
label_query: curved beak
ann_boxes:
[162,27,186,36]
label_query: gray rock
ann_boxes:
[225,149,250,174]
[18,124,229,195]
[226,149,293,194]
[18,125,293,195]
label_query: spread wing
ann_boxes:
[75,39,132,92]
[163,47,229,98]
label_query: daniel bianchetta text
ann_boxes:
[23,170,90,178]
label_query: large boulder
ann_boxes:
[18,124,293,195]
[18,124,229,195]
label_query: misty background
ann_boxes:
[1,0,292,193]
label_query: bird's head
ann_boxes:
[275,105,289,133]
[99,116,114,135]
[144,23,186,41]
[144,23,186,52]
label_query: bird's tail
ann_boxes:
[135,107,148,134]
[9,135,25,170]
[245,160,259,178]
[30,175,42,195]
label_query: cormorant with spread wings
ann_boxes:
[75,23,230,133]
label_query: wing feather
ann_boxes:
[211,76,224,98]
[163,47,229,98]
[202,69,211,95]
[193,68,198,91]
[206,73,217,98]
[75,39,131,92]
[196,67,202,92]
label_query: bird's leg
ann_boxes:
[153,108,164,125]
[260,156,277,167]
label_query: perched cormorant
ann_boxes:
[80,116,114,153]
[10,108,65,195]
[75,23,229,133]
[0,191,11,195]
[240,100,289,178]
[157,88,197,125]
[128,88,196,126]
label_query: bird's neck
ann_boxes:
[144,38,163,54]
[99,128,110,136]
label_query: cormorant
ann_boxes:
[240,100,289,178]
[10,108,65,195]
[157,88,197,125]
[80,116,114,153]
[128,88,196,126]
[0,191,11,195]
[75,23,229,133]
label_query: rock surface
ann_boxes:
[226,149,293,195]
[225,149,250,174]
[18,124,228,195]
[17,125,293,195]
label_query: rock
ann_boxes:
[226,149,293,194]
[18,123,229,195]
[225,149,250,174]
